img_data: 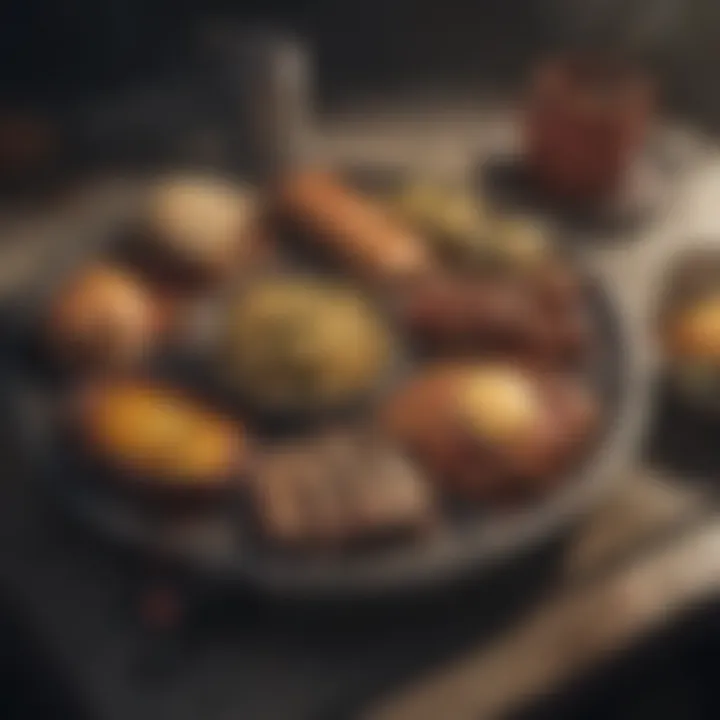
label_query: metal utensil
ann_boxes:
[200,24,314,182]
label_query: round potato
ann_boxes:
[144,174,258,282]
[381,363,600,504]
[47,264,164,373]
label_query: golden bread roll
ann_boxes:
[145,174,258,281]
[48,264,163,372]
[79,381,244,491]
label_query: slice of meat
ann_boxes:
[248,432,435,550]
[400,274,549,360]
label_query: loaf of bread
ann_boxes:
[274,170,434,284]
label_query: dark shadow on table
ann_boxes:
[0,593,87,720]
[514,597,720,720]
[646,379,720,486]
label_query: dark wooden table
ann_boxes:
[0,107,717,720]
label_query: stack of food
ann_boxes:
[43,166,603,557]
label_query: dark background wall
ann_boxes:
[0,0,718,124]
[0,0,549,108]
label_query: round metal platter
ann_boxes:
[1,173,647,600]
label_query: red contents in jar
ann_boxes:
[524,54,654,203]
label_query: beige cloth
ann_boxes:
[365,474,710,720]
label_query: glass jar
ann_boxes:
[524,53,654,203]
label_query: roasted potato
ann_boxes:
[78,380,246,498]
[381,364,600,504]
[47,264,167,373]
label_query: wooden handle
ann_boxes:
[364,519,720,720]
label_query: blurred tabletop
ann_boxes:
[0,104,719,720]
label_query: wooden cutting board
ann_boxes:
[363,472,712,720]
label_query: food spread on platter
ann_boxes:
[248,430,435,549]
[40,162,608,559]
[219,278,395,412]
